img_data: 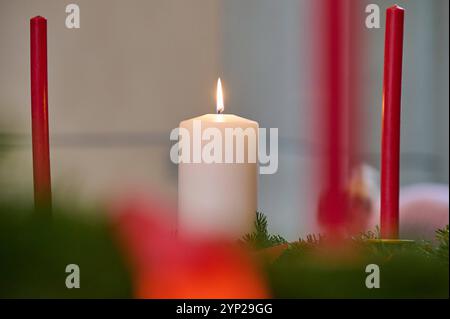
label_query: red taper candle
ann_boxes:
[316,0,351,237]
[380,5,404,239]
[30,16,52,211]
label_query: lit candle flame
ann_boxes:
[216,78,224,114]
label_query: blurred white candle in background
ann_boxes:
[178,78,259,239]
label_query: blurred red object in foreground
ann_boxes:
[110,194,269,299]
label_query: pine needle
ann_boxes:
[243,212,287,249]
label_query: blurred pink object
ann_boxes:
[396,183,449,240]
[349,166,449,240]
[110,193,269,299]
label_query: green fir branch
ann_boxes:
[243,212,287,249]
[420,225,449,265]
[245,212,449,269]
[434,225,449,263]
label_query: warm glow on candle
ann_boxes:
[216,78,224,114]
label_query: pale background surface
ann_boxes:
[0,0,448,239]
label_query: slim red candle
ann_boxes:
[30,16,52,211]
[380,5,404,239]
[315,0,347,236]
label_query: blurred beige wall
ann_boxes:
[0,0,220,204]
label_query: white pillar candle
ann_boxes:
[178,79,258,239]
